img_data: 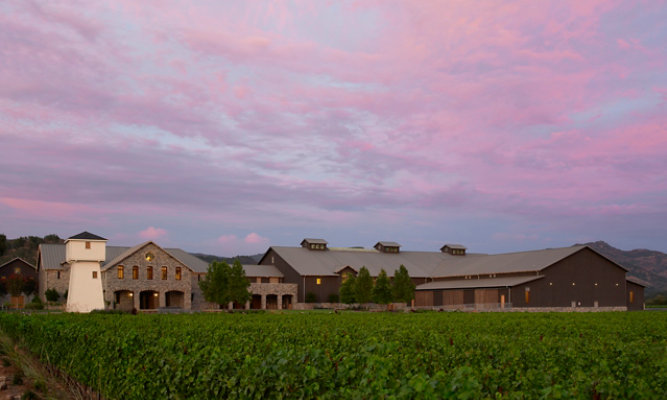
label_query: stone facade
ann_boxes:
[102,243,192,311]
[42,269,70,300]
[248,282,298,310]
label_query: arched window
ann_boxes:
[175,267,182,281]
[132,266,139,280]
[147,266,153,280]
[161,266,168,280]
[117,266,124,279]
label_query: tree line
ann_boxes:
[339,265,415,306]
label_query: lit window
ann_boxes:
[118,266,124,279]
[14,267,21,274]
[524,287,530,304]
[145,252,154,262]
[92,271,98,279]
[147,266,153,280]
[175,267,182,281]
[161,266,168,280]
[316,278,322,285]
[85,241,91,249]
[629,291,634,303]
[132,266,138,280]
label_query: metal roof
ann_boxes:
[38,244,210,273]
[243,264,283,277]
[416,275,544,290]
[301,238,328,244]
[626,276,649,287]
[376,241,401,247]
[67,231,107,241]
[267,245,592,278]
[442,244,466,250]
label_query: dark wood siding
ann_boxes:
[260,248,306,302]
[304,276,340,303]
[0,259,37,281]
[511,248,627,308]
[415,291,433,307]
[442,290,464,306]
[626,281,644,311]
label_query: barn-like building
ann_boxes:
[259,239,645,311]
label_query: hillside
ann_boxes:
[579,241,667,296]
[0,234,263,269]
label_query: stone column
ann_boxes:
[261,295,266,310]
[133,292,140,310]
[228,301,233,310]
[159,291,166,308]
[245,301,250,310]
[277,294,283,310]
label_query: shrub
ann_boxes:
[327,293,340,303]
[305,292,318,303]
[45,288,60,302]
[25,296,44,310]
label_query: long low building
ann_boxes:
[259,239,645,310]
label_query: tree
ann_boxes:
[0,234,6,256]
[199,261,232,307]
[22,277,36,295]
[339,274,357,304]
[392,264,415,305]
[372,269,393,305]
[355,267,373,304]
[228,259,251,306]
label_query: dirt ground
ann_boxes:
[0,356,40,400]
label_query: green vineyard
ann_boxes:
[0,312,665,399]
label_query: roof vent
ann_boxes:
[374,241,400,254]
[301,238,328,251]
[441,244,466,256]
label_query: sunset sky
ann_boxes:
[1,1,666,256]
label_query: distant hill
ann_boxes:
[189,253,264,265]
[0,234,63,266]
[578,241,667,296]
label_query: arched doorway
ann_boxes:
[165,291,184,308]
[251,294,262,309]
[114,290,134,311]
[140,290,159,310]
[266,294,278,309]
[282,294,293,310]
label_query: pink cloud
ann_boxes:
[139,227,167,240]
[217,234,237,244]
[244,232,269,244]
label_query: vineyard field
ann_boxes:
[0,312,665,399]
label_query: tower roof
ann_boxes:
[67,231,107,241]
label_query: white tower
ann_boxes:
[65,232,106,312]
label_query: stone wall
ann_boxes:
[42,269,70,300]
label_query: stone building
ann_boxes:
[37,232,297,312]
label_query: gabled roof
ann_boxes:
[0,258,35,270]
[38,243,210,273]
[626,276,649,287]
[416,275,544,290]
[301,238,328,245]
[243,264,283,278]
[67,231,107,241]
[376,241,401,247]
[442,244,466,250]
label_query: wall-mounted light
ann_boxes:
[549,282,553,286]
[153,293,159,297]
[594,283,598,286]
[572,282,576,286]
[129,292,133,297]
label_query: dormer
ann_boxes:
[374,241,400,254]
[441,244,466,256]
[301,238,328,251]
[65,231,107,263]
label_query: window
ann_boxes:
[92,271,98,279]
[198,274,201,281]
[524,287,531,304]
[117,266,124,279]
[85,241,91,249]
[14,267,21,274]
[57,271,61,279]
[147,266,153,280]
[175,267,182,281]
[132,266,138,280]
[161,266,168,280]
[316,278,322,285]
[145,252,154,262]
[629,290,634,303]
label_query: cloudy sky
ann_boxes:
[1,1,666,256]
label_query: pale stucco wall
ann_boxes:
[66,240,106,262]
[66,261,105,312]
